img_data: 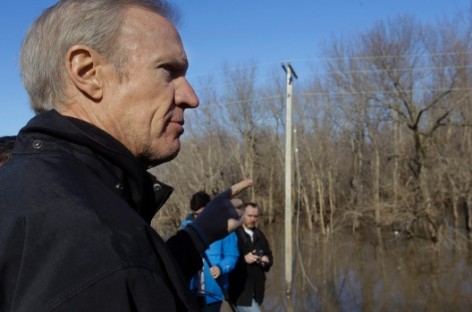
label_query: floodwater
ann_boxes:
[259,222,472,312]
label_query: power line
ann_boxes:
[196,86,472,109]
[187,50,472,80]
[301,87,472,97]
[189,61,472,94]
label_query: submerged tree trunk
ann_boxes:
[328,168,335,234]
[374,148,381,226]
[317,175,327,236]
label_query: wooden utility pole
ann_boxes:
[282,62,297,296]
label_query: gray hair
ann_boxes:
[20,0,180,113]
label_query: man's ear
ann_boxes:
[66,45,103,101]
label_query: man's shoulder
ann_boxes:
[254,227,266,235]
[222,231,238,245]
[235,226,245,235]
[253,227,269,241]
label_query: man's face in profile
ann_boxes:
[102,7,199,166]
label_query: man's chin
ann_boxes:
[141,146,180,168]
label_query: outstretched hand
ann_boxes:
[189,179,253,247]
[227,179,252,231]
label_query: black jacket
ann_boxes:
[228,226,273,306]
[0,110,201,312]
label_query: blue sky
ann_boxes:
[1,0,470,136]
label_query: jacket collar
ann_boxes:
[16,109,173,223]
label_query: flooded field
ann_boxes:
[260,222,472,312]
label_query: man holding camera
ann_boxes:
[229,202,273,312]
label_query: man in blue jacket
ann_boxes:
[0,0,252,311]
[181,191,239,311]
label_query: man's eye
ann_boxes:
[160,65,183,79]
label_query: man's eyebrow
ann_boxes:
[168,57,189,75]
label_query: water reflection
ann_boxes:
[261,222,472,311]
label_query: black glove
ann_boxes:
[185,188,239,252]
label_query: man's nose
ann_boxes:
[175,77,199,109]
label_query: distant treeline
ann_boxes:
[151,13,472,242]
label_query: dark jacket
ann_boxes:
[0,110,202,312]
[228,226,273,307]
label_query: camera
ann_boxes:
[253,249,265,266]
[254,249,264,257]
